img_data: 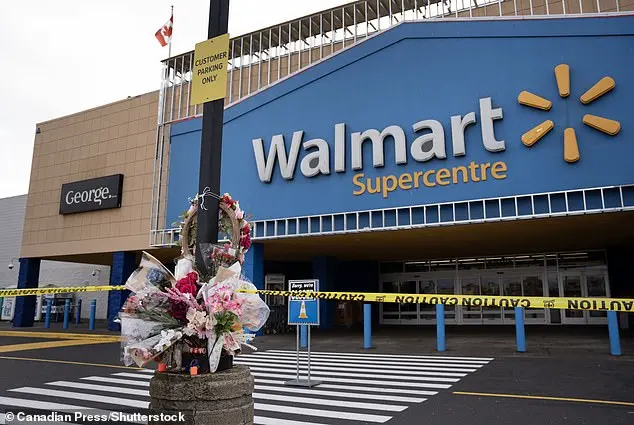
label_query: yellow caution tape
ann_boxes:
[0,285,126,297]
[239,290,634,312]
[4,286,631,312]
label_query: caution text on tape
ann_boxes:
[0,285,126,297]
[240,290,634,312]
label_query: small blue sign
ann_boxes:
[287,279,320,326]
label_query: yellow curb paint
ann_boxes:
[453,391,634,407]
[0,355,144,371]
[0,331,121,341]
[0,338,117,354]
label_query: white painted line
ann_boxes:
[254,384,427,403]
[111,372,153,380]
[9,387,149,409]
[0,397,146,424]
[248,352,488,366]
[246,366,460,382]
[251,372,452,389]
[236,357,479,372]
[252,392,406,412]
[139,369,155,374]
[265,350,494,361]
[253,379,438,396]
[81,376,150,387]
[235,360,470,376]
[254,403,392,423]
[254,416,328,425]
[47,381,150,397]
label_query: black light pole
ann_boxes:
[196,0,230,273]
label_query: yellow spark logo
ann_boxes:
[518,64,621,163]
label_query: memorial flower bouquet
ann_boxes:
[119,193,269,373]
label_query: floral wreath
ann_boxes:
[177,192,252,278]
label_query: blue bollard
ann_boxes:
[300,325,308,348]
[44,299,52,329]
[75,299,82,325]
[89,300,97,331]
[63,299,71,329]
[436,304,446,352]
[607,311,621,356]
[363,303,372,349]
[515,307,526,352]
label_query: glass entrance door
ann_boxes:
[461,276,482,324]
[562,273,585,324]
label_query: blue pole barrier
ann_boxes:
[607,311,622,356]
[44,299,52,329]
[75,299,82,325]
[436,304,446,352]
[515,307,526,353]
[363,303,372,349]
[300,325,308,348]
[63,299,71,329]
[89,300,97,331]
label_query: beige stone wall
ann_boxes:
[21,92,159,259]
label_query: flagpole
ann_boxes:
[168,5,173,58]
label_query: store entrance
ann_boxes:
[378,252,610,326]
[561,270,610,325]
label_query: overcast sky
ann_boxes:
[0,0,348,198]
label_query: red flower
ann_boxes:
[169,299,188,321]
[241,233,252,250]
[176,275,198,297]
[185,271,198,285]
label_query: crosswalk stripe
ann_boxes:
[238,353,485,368]
[47,381,150,397]
[251,371,452,389]
[246,366,461,382]
[266,350,493,362]
[254,416,328,425]
[235,360,472,376]
[252,392,407,412]
[254,384,426,403]
[0,397,146,425]
[254,402,392,423]
[236,357,479,372]
[9,387,148,409]
[81,376,150,387]
[253,379,438,396]
[111,372,153,380]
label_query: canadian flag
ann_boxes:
[155,15,173,47]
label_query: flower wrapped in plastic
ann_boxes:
[119,192,269,373]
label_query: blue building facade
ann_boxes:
[167,16,634,328]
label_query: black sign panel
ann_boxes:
[59,174,124,215]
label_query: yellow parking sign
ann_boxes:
[190,33,230,105]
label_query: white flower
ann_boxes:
[153,329,183,352]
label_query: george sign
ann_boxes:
[190,33,230,105]
[59,174,124,215]
[287,280,320,325]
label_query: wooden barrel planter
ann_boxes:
[148,365,254,425]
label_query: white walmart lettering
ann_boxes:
[252,97,505,183]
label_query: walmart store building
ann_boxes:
[13,1,634,331]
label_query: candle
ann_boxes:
[190,366,198,376]
[157,363,167,372]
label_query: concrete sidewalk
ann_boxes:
[2,320,632,359]
[253,325,634,359]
